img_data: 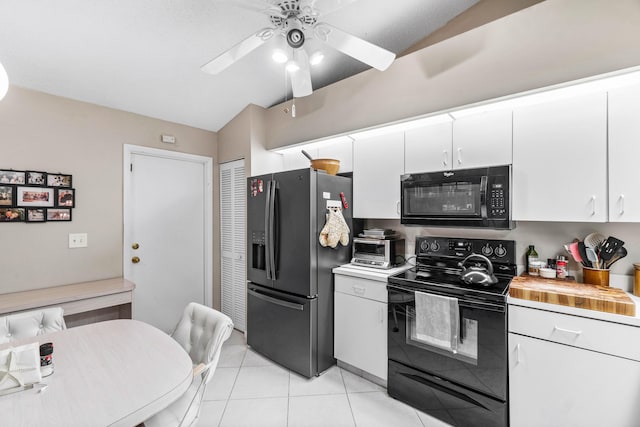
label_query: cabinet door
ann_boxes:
[353,132,404,218]
[404,121,452,173]
[509,333,640,427]
[318,139,353,173]
[609,84,640,221]
[512,92,607,222]
[452,109,512,169]
[334,291,387,380]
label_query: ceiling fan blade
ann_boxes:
[313,22,395,71]
[201,28,275,75]
[290,49,313,98]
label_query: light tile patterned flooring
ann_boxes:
[195,330,452,427]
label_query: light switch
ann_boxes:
[69,233,88,248]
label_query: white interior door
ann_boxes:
[124,145,212,333]
[220,159,246,331]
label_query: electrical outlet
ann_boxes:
[69,233,88,248]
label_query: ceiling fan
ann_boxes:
[201,0,396,98]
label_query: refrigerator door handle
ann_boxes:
[248,288,305,311]
[268,180,277,280]
[265,180,272,280]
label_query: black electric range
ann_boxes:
[387,236,516,427]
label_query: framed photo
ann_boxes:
[17,186,55,207]
[55,188,75,207]
[0,185,15,207]
[26,171,47,186]
[0,170,25,185]
[47,208,72,221]
[26,208,46,222]
[0,208,25,222]
[47,173,72,188]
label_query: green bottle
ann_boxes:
[526,245,539,274]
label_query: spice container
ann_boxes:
[529,260,544,276]
[556,256,568,279]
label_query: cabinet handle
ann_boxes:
[515,343,522,365]
[443,150,448,167]
[379,307,384,324]
[590,195,596,216]
[396,201,400,215]
[353,285,366,295]
[620,194,625,215]
[553,325,582,336]
[457,148,463,165]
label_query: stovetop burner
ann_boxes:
[388,236,517,303]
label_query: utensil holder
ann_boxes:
[634,263,640,296]
[583,267,610,287]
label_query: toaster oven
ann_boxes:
[351,237,405,269]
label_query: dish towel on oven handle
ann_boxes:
[0,342,42,392]
[414,291,460,353]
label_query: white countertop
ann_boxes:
[333,263,413,282]
[508,291,640,328]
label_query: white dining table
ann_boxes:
[0,319,193,426]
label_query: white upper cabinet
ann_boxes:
[404,121,453,173]
[318,140,353,173]
[404,110,512,174]
[451,109,513,169]
[512,91,608,222]
[353,132,404,219]
[608,84,640,222]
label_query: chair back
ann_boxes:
[0,307,67,344]
[145,303,233,427]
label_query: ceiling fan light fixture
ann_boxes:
[285,60,300,73]
[309,51,324,66]
[272,50,288,64]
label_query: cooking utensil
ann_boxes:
[585,247,600,269]
[600,236,625,261]
[458,253,498,286]
[301,150,340,175]
[584,232,606,253]
[577,242,590,267]
[568,242,582,264]
[605,246,627,269]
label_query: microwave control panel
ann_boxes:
[487,178,508,218]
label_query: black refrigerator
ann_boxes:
[246,168,353,378]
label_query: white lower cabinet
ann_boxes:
[334,271,389,381]
[508,305,640,427]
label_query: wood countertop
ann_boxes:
[509,275,636,316]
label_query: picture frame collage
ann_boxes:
[0,169,75,223]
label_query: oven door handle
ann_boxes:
[400,372,490,411]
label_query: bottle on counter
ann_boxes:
[556,255,568,279]
[526,245,539,275]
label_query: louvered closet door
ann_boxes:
[220,159,246,331]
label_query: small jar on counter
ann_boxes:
[556,256,568,279]
[529,260,544,276]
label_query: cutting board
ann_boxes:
[509,275,636,316]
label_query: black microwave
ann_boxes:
[400,165,514,229]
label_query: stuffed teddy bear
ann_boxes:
[319,208,350,248]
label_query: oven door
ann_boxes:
[387,284,507,401]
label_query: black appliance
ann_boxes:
[387,236,516,427]
[246,168,352,378]
[401,165,513,229]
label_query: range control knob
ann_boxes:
[481,244,493,257]
[430,241,440,252]
[495,244,507,257]
[420,240,430,252]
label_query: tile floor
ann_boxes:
[195,330,452,427]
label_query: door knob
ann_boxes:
[132,243,140,250]
[131,256,140,264]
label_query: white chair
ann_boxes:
[144,303,234,427]
[0,307,67,344]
